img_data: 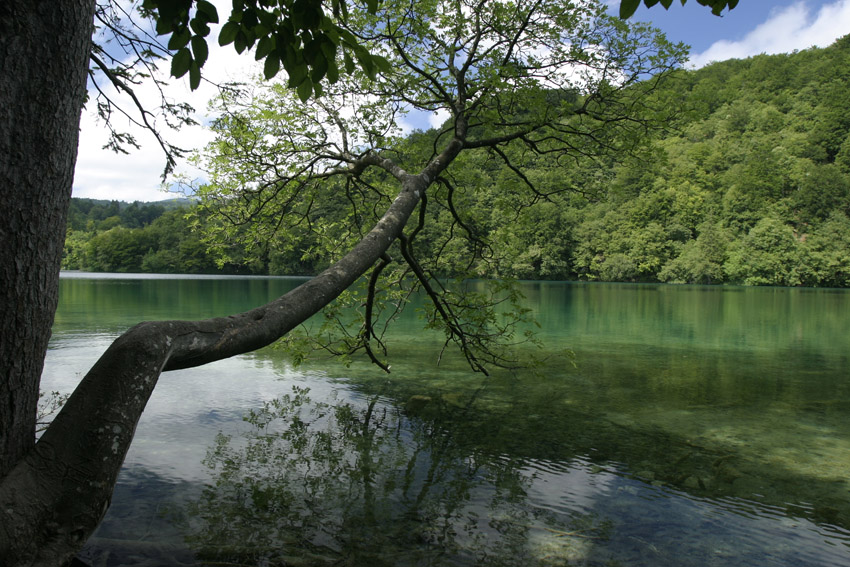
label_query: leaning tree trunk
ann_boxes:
[0,142,464,566]
[0,0,96,479]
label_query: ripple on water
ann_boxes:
[511,456,850,567]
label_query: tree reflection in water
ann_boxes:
[178,386,611,566]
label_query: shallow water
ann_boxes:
[42,274,850,566]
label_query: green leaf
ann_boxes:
[354,47,375,79]
[302,3,322,29]
[330,0,348,19]
[189,60,201,90]
[320,37,337,61]
[156,15,173,35]
[372,55,392,74]
[706,0,736,15]
[264,54,281,79]
[343,50,355,74]
[285,53,309,86]
[297,77,313,102]
[620,0,641,18]
[257,10,276,30]
[322,21,340,46]
[168,27,191,50]
[256,35,275,60]
[190,18,211,36]
[337,28,359,47]
[171,47,192,78]
[304,37,321,63]
[219,21,240,46]
[234,32,247,54]
[196,0,219,23]
[276,26,294,50]
[325,58,339,84]
[191,36,209,67]
[311,51,328,83]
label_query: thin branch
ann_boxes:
[90,52,183,177]
[360,253,394,372]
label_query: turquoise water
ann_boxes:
[43,273,850,566]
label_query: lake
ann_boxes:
[43,273,850,567]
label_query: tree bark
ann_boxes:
[0,1,95,478]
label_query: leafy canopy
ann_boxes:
[619,0,739,19]
[140,0,722,96]
[142,0,390,98]
[190,0,686,371]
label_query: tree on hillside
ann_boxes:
[0,0,683,565]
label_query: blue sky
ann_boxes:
[73,0,850,202]
[613,0,850,67]
[625,1,816,54]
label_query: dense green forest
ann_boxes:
[65,37,850,285]
[63,198,254,274]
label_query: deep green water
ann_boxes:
[43,273,850,567]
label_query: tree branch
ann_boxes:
[89,52,185,178]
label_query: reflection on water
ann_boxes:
[44,275,850,566]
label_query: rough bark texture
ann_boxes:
[0,0,96,479]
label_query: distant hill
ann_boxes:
[63,36,850,285]
[67,197,196,231]
[62,197,270,275]
[444,34,850,286]
[69,196,196,211]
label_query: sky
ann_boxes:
[72,0,850,203]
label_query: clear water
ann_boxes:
[42,273,850,566]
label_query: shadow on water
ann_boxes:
[212,340,850,566]
[76,468,202,567]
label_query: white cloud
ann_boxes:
[74,1,263,202]
[428,108,452,130]
[689,0,850,68]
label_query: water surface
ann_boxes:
[43,273,850,566]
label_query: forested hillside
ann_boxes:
[554,35,850,286]
[465,34,850,286]
[65,37,850,285]
[62,198,224,274]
